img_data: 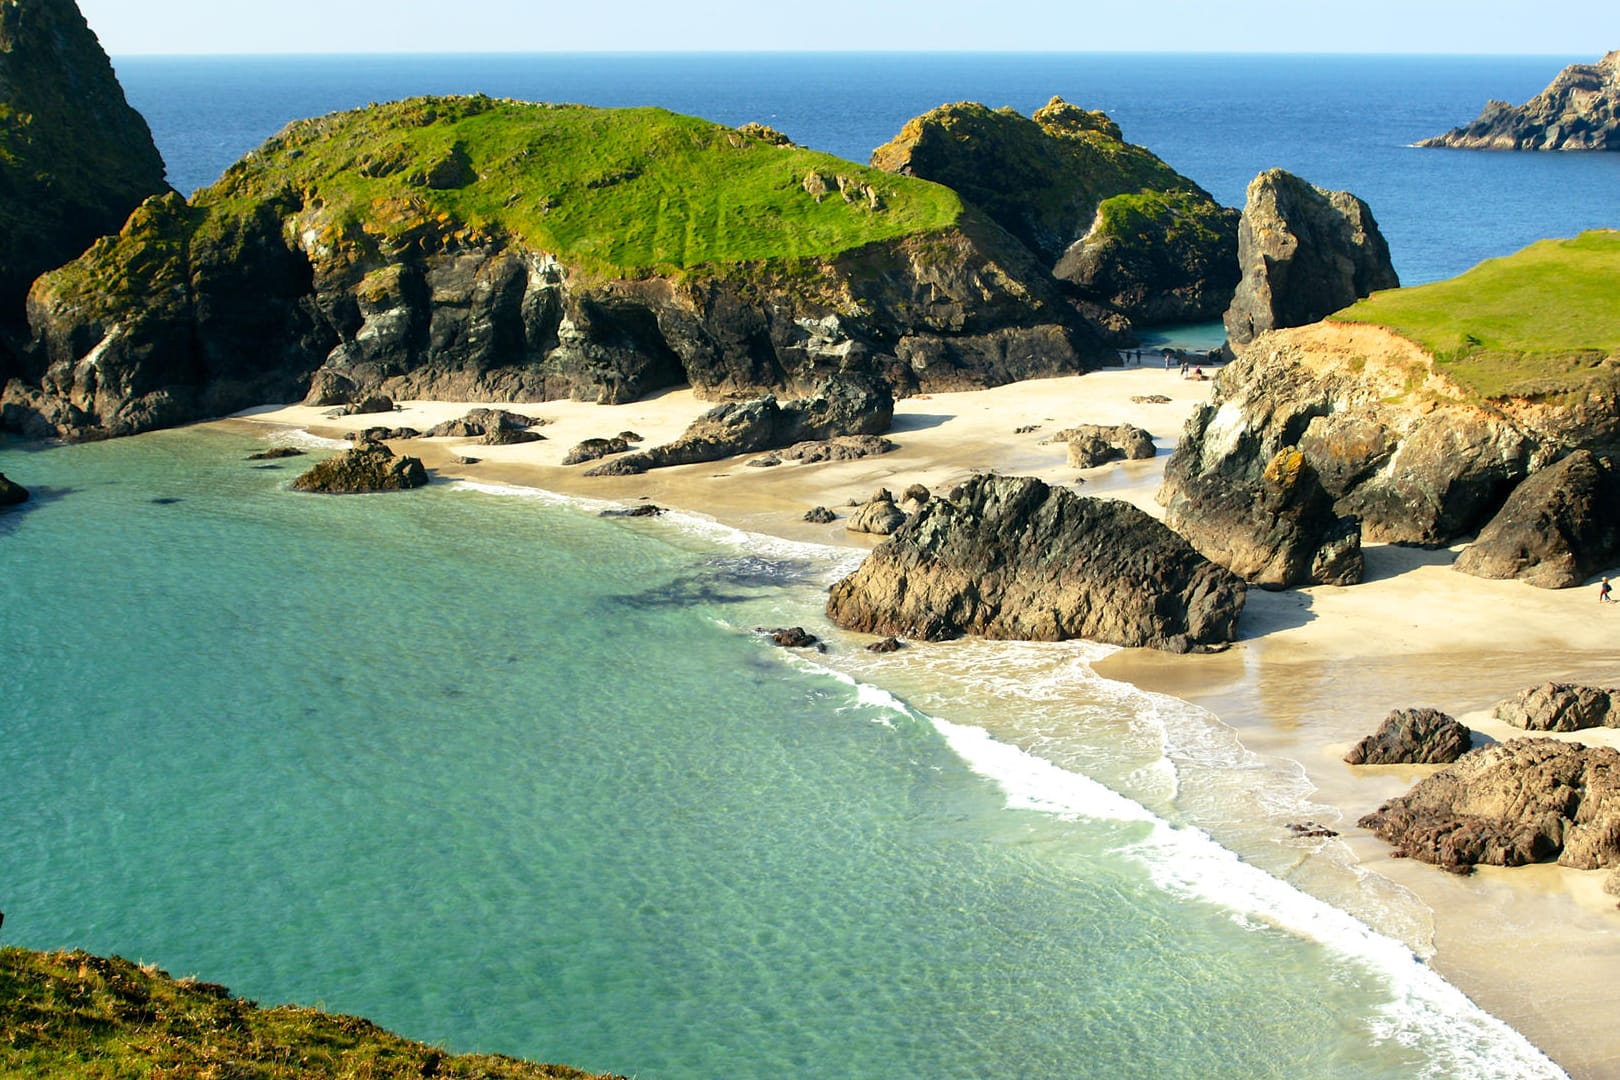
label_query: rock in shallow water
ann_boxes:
[290,438,428,494]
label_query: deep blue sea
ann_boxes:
[4,53,1606,1078]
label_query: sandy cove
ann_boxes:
[230,365,1620,1079]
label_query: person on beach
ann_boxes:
[1163,349,1174,370]
[1601,577,1613,603]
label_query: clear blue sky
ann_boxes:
[73,0,1620,56]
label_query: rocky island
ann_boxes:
[1419,49,1620,151]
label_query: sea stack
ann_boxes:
[1419,50,1620,151]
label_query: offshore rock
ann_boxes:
[826,474,1246,652]
[872,97,1239,327]
[1493,682,1620,733]
[1344,707,1473,766]
[1223,170,1399,348]
[1358,738,1620,873]
[290,437,429,493]
[0,470,27,504]
[1420,51,1620,151]
[0,0,170,335]
[1453,450,1620,588]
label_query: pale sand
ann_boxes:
[228,366,1620,1078]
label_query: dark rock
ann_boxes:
[747,455,782,468]
[304,368,357,407]
[0,471,28,505]
[1344,707,1473,765]
[1358,738,1620,873]
[776,435,896,464]
[866,636,904,653]
[343,393,396,416]
[562,436,632,465]
[803,506,837,524]
[1493,682,1620,732]
[1454,450,1620,588]
[761,626,819,648]
[290,438,428,493]
[1420,51,1620,151]
[617,431,643,442]
[349,426,420,442]
[1014,424,1042,434]
[246,447,306,461]
[425,408,540,439]
[456,456,480,465]
[1287,822,1340,839]
[599,503,665,518]
[826,473,1246,651]
[1131,394,1171,404]
[1222,170,1399,348]
[480,426,544,446]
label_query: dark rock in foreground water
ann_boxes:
[0,471,30,505]
[826,474,1245,652]
[291,438,428,494]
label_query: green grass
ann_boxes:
[0,946,622,1079]
[1333,230,1620,399]
[200,96,964,278]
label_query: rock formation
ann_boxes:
[1452,450,1620,588]
[0,0,170,338]
[872,97,1239,328]
[1047,423,1157,468]
[1344,707,1472,765]
[4,96,1108,441]
[1493,682,1620,732]
[1420,50,1620,151]
[1358,738,1620,873]
[290,437,429,493]
[1222,170,1399,349]
[825,474,1246,652]
[0,470,27,504]
[845,490,908,536]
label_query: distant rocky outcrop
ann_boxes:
[1222,170,1399,349]
[1452,450,1620,588]
[0,0,170,339]
[1419,51,1620,151]
[826,474,1246,652]
[1358,738,1620,873]
[0,470,28,504]
[1344,707,1473,765]
[872,96,1239,328]
[290,437,429,493]
[1493,682,1620,732]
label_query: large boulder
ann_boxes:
[0,470,28,505]
[825,473,1246,652]
[1222,169,1399,348]
[871,96,1239,328]
[1358,738,1620,873]
[1050,423,1157,468]
[290,438,429,493]
[1419,50,1620,151]
[1344,707,1473,765]
[1453,450,1620,588]
[1493,682,1620,732]
[0,0,170,335]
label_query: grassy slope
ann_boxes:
[1333,229,1620,398]
[202,95,964,277]
[0,947,621,1079]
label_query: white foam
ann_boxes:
[264,428,349,451]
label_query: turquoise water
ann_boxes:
[0,428,1561,1077]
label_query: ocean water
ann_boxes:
[2,52,1602,1078]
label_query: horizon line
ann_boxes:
[104,47,1586,60]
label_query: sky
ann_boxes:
[72,0,1620,56]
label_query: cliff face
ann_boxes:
[1420,50,1620,151]
[0,0,169,338]
[871,97,1239,329]
[2,96,1107,440]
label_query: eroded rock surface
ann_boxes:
[290,437,429,493]
[1344,707,1472,765]
[1493,682,1620,732]
[1420,51,1620,151]
[1453,450,1620,588]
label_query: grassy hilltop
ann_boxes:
[201,95,964,278]
[1334,229,1620,399]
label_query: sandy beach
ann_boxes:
[231,365,1620,1079]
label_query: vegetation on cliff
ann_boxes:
[0,946,621,1079]
[1333,229,1620,399]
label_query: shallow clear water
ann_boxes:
[0,430,1560,1077]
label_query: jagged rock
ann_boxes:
[562,436,632,465]
[846,495,909,536]
[803,506,837,524]
[599,503,664,518]
[826,473,1246,652]
[1493,682,1620,732]
[776,435,895,463]
[1048,423,1157,468]
[0,0,170,333]
[1163,446,1364,588]
[761,626,819,648]
[290,438,428,493]
[0,470,28,505]
[1358,738,1620,873]
[1420,51,1620,151]
[1453,450,1620,588]
[1344,707,1473,765]
[1223,170,1399,348]
[872,96,1239,326]
[349,426,419,442]
[866,636,903,653]
[304,369,358,406]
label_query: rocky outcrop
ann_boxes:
[1419,51,1620,151]
[290,437,429,493]
[0,0,170,336]
[562,435,634,465]
[775,434,895,464]
[872,97,1239,328]
[1453,450,1620,588]
[845,490,909,536]
[1344,707,1472,765]
[1493,682,1620,732]
[424,407,545,440]
[825,474,1246,652]
[585,375,892,476]
[0,470,27,504]
[1048,423,1156,468]
[4,96,1107,441]
[1358,738,1620,873]
[1222,170,1399,348]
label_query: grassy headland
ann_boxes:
[1333,229,1620,399]
[0,946,620,1079]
